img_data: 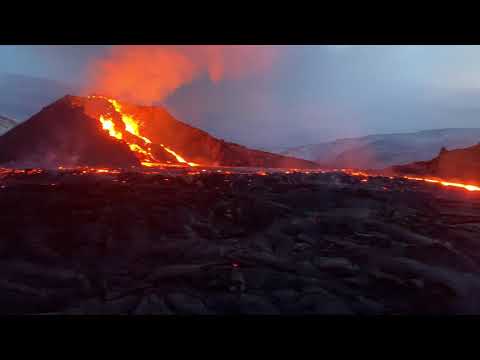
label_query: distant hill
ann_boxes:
[279,128,480,169]
[0,115,16,135]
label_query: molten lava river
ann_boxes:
[89,95,198,168]
[344,170,480,192]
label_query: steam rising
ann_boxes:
[85,45,280,104]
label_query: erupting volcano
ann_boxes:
[0,95,318,169]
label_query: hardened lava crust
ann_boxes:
[1,168,480,315]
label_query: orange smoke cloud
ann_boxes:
[85,45,280,104]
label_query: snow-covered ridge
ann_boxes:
[278,128,480,169]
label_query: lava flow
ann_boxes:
[89,95,198,168]
[403,176,480,192]
[342,169,480,192]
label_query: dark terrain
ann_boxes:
[1,167,480,314]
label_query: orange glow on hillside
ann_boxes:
[89,95,198,168]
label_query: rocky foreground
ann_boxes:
[1,167,480,314]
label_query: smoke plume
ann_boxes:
[85,45,280,104]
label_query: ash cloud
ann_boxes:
[84,45,281,105]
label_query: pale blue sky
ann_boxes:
[1,45,480,149]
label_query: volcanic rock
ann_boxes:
[2,167,480,314]
[134,294,173,315]
[164,293,209,314]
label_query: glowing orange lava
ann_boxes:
[89,95,198,168]
[99,115,122,140]
[342,168,480,192]
[160,144,198,167]
[404,176,480,192]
